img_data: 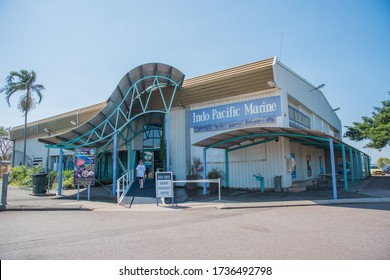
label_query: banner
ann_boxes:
[74,148,95,186]
[190,96,281,132]
[288,106,311,129]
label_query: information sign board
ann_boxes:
[155,172,173,198]
[74,148,95,186]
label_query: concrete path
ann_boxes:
[1,175,389,212]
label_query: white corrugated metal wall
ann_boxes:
[188,89,293,189]
[170,108,189,181]
[290,142,326,182]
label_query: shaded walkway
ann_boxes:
[126,180,156,198]
[122,176,390,207]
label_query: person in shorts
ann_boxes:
[136,160,146,189]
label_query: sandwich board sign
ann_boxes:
[155,171,174,206]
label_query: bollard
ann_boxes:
[1,173,9,209]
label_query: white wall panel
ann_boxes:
[170,108,188,180]
[202,139,294,190]
[275,62,342,138]
[13,138,72,169]
[190,89,285,178]
[290,142,326,182]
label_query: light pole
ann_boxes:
[44,128,51,193]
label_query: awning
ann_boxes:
[193,127,346,150]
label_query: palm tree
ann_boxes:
[0,70,45,165]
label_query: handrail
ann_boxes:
[173,178,221,201]
[117,171,133,204]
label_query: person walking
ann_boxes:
[136,160,146,189]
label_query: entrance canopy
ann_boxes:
[39,63,185,149]
[193,127,346,150]
[193,126,370,200]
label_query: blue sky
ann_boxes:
[0,0,389,161]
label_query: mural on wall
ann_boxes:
[306,155,312,177]
[290,153,296,179]
[190,96,281,132]
[319,156,324,174]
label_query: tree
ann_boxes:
[0,70,45,164]
[377,157,390,168]
[344,99,390,150]
[0,126,12,161]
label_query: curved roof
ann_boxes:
[39,63,185,148]
[13,57,275,141]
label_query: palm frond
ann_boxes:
[4,87,20,106]
[1,69,44,108]
[6,71,25,84]
[32,84,45,103]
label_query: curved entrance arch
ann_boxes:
[40,63,185,149]
[38,63,185,195]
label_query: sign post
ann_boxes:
[155,171,174,206]
[74,148,95,201]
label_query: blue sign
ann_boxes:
[74,148,95,186]
[288,106,311,129]
[290,153,296,179]
[190,96,281,132]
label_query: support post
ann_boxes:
[349,148,355,187]
[329,138,337,200]
[88,185,91,201]
[77,184,80,200]
[46,147,50,173]
[341,144,348,192]
[165,112,170,171]
[218,177,221,201]
[1,173,9,209]
[128,146,136,183]
[225,150,229,189]
[354,150,359,182]
[112,131,118,195]
[58,148,63,196]
[203,148,207,195]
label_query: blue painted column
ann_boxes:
[58,148,63,196]
[341,144,348,192]
[165,112,170,171]
[329,138,337,200]
[358,152,363,180]
[203,148,207,195]
[129,149,136,181]
[349,148,355,187]
[355,150,360,181]
[112,131,118,195]
[225,150,229,189]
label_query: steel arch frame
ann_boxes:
[46,75,182,149]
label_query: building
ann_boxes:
[10,57,370,197]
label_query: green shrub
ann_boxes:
[9,164,43,187]
[48,169,76,189]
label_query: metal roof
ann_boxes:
[178,57,274,106]
[38,63,185,148]
[12,57,275,141]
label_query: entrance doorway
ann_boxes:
[142,150,162,179]
[142,124,163,179]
